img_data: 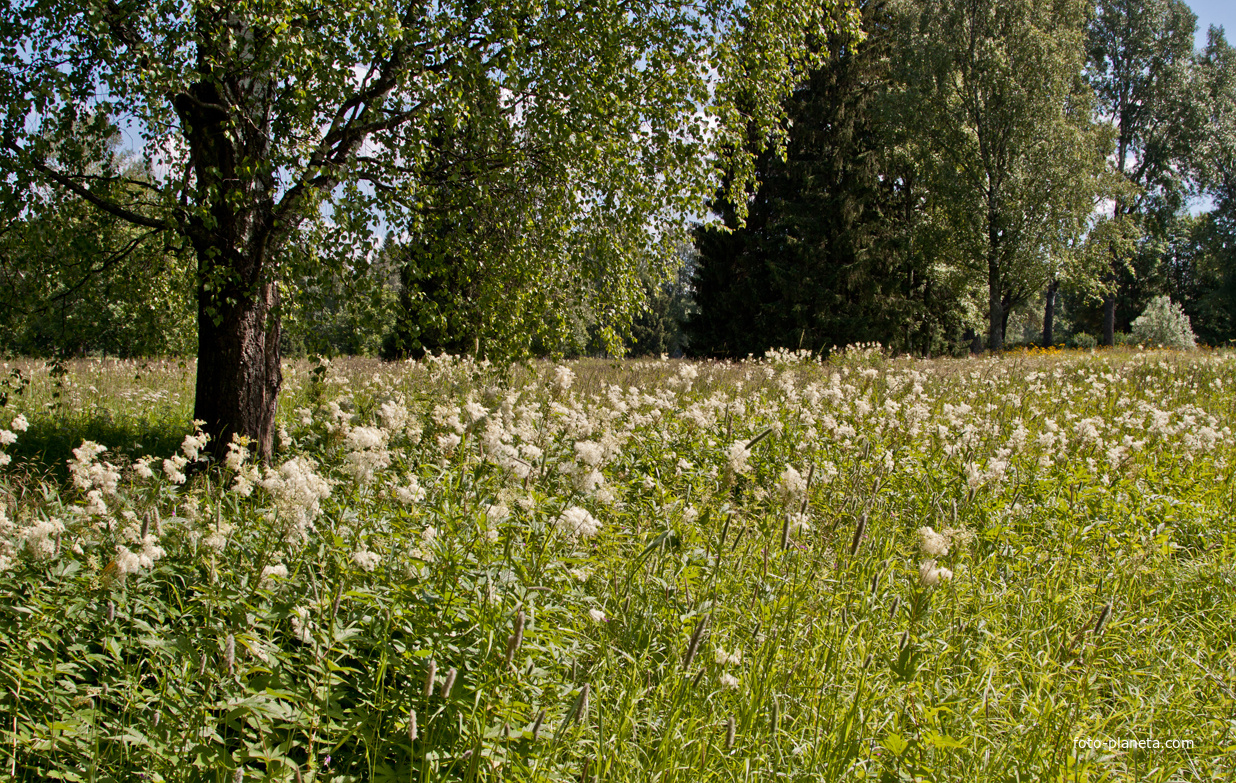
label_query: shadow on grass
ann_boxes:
[6,409,191,484]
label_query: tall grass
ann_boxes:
[0,347,1233,781]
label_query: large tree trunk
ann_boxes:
[1101,291,1116,346]
[194,276,281,462]
[177,46,283,462]
[1042,278,1058,347]
[987,259,1003,353]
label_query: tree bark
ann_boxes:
[1042,278,1058,347]
[987,259,1003,352]
[1102,291,1116,346]
[194,278,281,461]
[176,43,283,462]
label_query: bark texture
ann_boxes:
[176,23,283,461]
[1042,278,1059,347]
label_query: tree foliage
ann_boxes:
[1,0,859,456]
[899,0,1111,351]
[689,1,966,358]
[1084,0,1198,343]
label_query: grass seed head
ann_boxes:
[440,667,457,699]
[725,716,736,750]
[1094,603,1112,636]
[423,660,437,698]
[850,512,868,556]
[683,615,709,669]
[531,708,546,741]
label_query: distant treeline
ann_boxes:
[2,0,1233,359]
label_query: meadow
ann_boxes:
[0,346,1233,782]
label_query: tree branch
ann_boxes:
[7,143,172,232]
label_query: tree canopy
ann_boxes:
[1,0,861,457]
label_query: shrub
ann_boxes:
[1131,295,1197,349]
[1068,331,1097,349]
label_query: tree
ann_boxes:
[1186,26,1236,344]
[1085,0,1198,344]
[689,1,965,358]
[2,0,855,459]
[898,0,1111,352]
[0,156,195,357]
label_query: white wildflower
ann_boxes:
[181,430,209,461]
[714,647,742,666]
[555,506,601,539]
[260,563,288,586]
[395,474,427,505]
[353,546,381,572]
[918,526,949,557]
[115,545,143,575]
[260,457,333,544]
[778,465,807,502]
[24,517,65,560]
[726,442,751,474]
[919,560,953,586]
[163,454,188,484]
[552,365,575,392]
[132,456,156,480]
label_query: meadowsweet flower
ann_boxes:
[552,365,575,392]
[132,456,156,480]
[726,442,751,474]
[259,457,333,544]
[181,430,209,461]
[0,430,15,446]
[574,440,605,466]
[377,400,409,432]
[588,608,607,623]
[919,560,953,586]
[555,506,601,539]
[778,465,807,501]
[574,468,604,494]
[83,489,108,517]
[24,517,64,560]
[115,545,143,575]
[163,454,188,484]
[395,474,427,505]
[719,673,740,689]
[9,414,27,432]
[202,521,233,552]
[464,400,488,424]
[290,607,313,643]
[714,647,742,666]
[352,546,381,572]
[260,563,288,586]
[918,526,949,557]
[437,432,462,454]
[785,512,810,536]
[68,442,121,494]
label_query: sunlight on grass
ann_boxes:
[0,347,1233,781]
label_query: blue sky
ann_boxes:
[1190,0,1233,48]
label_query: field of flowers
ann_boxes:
[0,347,1234,782]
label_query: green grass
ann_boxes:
[0,347,1234,782]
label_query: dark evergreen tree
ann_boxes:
[688,2,963,358]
